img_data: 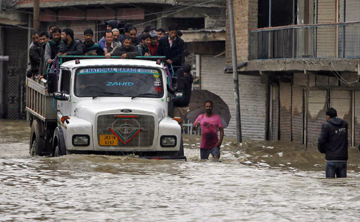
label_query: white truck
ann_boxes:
[26,57,185,160]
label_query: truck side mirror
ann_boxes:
[171,91,183,102]
[54,92,70,101]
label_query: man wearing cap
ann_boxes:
[318,107,349,178]
[149,30,159,56]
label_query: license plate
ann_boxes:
[99,135,118,146]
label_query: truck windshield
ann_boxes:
[75,67,164,98]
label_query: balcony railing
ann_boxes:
[249,21,360,60]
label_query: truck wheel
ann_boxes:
[29,119,46,156]
[53,127,67,157]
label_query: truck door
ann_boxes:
[57,69,72,116]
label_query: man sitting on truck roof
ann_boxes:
[110,36,140,59]
[58,28,83,56]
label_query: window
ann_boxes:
[60,70,71,94]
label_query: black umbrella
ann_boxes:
[186,90,231,128]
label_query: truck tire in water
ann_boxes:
[53,127,67,157]
[29,119,46,156]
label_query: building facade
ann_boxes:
[227,0,360,147]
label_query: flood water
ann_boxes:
[1,120,360,221]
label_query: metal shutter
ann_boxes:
[200,55,267,140]
[307,89,328,145]
[355,91,360,146]
[292,86,304,144]
[280,82,292,141]
[317,0,337,58]
[270,85,279,141]
[344,0,360,58]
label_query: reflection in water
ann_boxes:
[1,120,360,221]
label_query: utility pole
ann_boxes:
[228,0,242,143]
[33,0,40,31]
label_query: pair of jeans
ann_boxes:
[326,161,347,178]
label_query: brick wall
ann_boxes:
[226,0,258,65]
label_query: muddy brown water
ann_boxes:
[1,120,360,221]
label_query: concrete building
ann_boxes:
[223,0,360,147]
[0,0,226,119]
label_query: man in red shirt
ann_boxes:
[148,30,159,56]
[193,101,224,159]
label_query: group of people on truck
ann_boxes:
[28,20,185,80]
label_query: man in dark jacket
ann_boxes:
[29,31,41,77]
[83,29,103,55]
[37,32,50,80]
[172,64,193,123]
[137,33,151,56]
[110,36,140,59]
[318,107,348,178]
[44,27,61,65]
[156,24,184,70]
[58,28,83,56]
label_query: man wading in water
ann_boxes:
[318,107,349,178]
[193,101,224,160]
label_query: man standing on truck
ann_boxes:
[110,36,140,59]
[156,24,184,71]
[58,29,83,56]
[83,29,103,56]
[37,32,50,80]
[318,107,349,178]
[29,31,41,78]
[193,101,224,160]
[137,33,151,56]
[45,27,61,65]
[104,30,121,58]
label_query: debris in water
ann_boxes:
[258,162,270,167]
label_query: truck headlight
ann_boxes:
[72,135,90,146]
[160,136,177,147]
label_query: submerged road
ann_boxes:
[0,120,360,221]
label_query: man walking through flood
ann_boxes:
[193,101,224,160]
[318,107,348,178]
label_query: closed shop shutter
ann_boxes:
[307,90,328,145]
[330,90,352,143]
[200,55,267,140]
[270,85,279,141]
[292,86,304,144]
[344,0,360,57]
[317,0,337,58]
[354,91,360,146]
[280,83,292,141]
[4,28,28,119]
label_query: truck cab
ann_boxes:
[27,58,185,159]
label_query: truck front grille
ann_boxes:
[97,114,155,147]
